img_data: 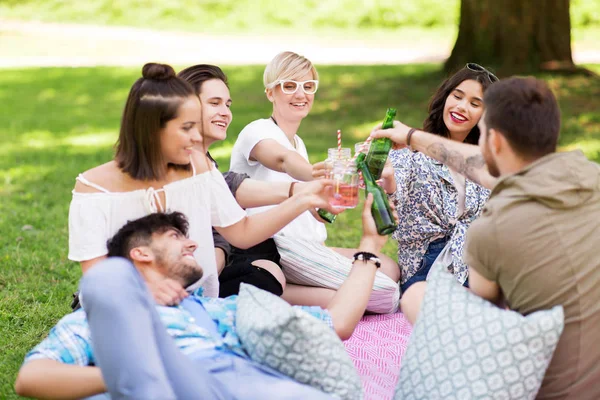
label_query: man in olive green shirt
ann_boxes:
[373,76,600,400]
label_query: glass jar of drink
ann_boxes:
[317,147,354,222]
[354,141,371,157]
[329,159,359,209]
[328,147,352,160]
[324,148,352,178]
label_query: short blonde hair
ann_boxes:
[263,51,319,89]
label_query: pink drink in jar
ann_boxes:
[330,183,359,208]
[329,159,359,209]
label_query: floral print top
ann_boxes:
[389,148,490,286]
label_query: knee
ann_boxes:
[379,255,401,283]
[400,281,427,325]
[80,257,139,303]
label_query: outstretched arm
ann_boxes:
[235,179,336,209]
[326,193,390,340]
[216,179,338,249]
[250,139,315,181]
[233,178,291,208]
[371,122,498,190]
[15,360,106,400]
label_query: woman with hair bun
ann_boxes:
[68,62,336,303]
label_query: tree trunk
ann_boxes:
[445,0,576,75]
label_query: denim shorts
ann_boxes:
[400,237,448,294]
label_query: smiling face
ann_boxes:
[159,95,202,166]
[442,79,484,142]
[267,70,315,123]
[151,228,203,287]
[199,78,232,147]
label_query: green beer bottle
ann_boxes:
[365,108,397,180]
[356,152,397,235]
[317,208,336,223]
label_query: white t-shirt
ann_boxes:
[230,118,327,243]
[68,167,246,297]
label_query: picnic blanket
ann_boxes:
[344,312,413,400]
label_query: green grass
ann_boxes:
[1,63,600,397]
[1,0,461,34]
[1,0,598,35]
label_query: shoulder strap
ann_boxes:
[190,156,197,176]
[76,174,110,193]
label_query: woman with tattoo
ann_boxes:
[386,64,498,316]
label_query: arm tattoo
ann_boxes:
[427,143,486,185]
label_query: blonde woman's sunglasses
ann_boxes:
[275,80,319,95]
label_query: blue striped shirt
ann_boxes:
[25,289,333,365]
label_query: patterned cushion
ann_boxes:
[236,284,363,399]
[395,264,564,400]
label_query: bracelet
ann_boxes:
[353,251,381,268]
[406,128,417,148]
[288,181,297,198]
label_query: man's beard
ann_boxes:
[174,260,204,288]
[483,139,501,178]
[156,252,204,288]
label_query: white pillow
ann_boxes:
[236,284,363,399]
[395,263,564,400]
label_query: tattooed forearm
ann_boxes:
[427,143,486,185]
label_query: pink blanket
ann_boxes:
[344,313,413,400]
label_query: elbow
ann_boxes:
[333,320,356,341]
[14,369,33,397]
[336,325,355,341]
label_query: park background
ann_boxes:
[1,0,599,396]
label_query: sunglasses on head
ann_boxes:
[465,63,499,83]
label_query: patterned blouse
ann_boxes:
[389,148,490,286]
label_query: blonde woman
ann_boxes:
[230,51,400,313]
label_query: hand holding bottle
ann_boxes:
[364,108,396,180]
[356,152,397,235]
[358,193,389,253]
[378,159,397,195]
[370,120,415,150]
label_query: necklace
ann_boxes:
[270,115,296,149]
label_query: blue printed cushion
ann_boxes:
[395,263,564,400]
[236,284,363,399]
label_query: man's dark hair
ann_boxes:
[484,77,560,159]
[423,66,496,145]
[177,64,229,96]
[107,212,189,260]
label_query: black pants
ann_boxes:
[218,238,284,298]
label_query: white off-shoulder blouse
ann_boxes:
[68,166,246,297]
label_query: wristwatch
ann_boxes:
[353,252,381,268]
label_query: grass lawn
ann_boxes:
[1,63,599,397]
[1,0,598,37]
